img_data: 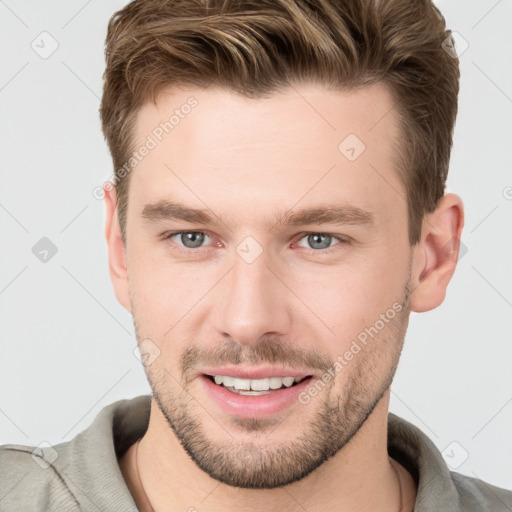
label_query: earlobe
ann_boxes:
[104,183,132,313]
[410,193,464,313]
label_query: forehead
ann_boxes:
[135,81,399,153]
[128,82,404,229]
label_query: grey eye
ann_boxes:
[302,233,334,250]
[179,232,206,248]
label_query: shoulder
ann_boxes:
[387,412,512,511]
[451,471,512,511]
[0,443,80,511]
[0,396,151,511]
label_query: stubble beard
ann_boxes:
[133,280,411,489]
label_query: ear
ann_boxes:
[104,183,131,313]
[409,193,464,312]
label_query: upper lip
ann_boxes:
[200,366,314,380]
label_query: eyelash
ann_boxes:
[161,230,352,255]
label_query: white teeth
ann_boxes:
[233,378,251,391]
[211,375,307,392]
[282,377,295,388]
[269,377,283,390]
[251,378,269,391]
[223,375,235,387]
[233,389,271,396]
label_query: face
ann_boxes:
[120,82,414,488]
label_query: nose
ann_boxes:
[212,250,293,347]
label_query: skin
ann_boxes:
[105,81,464,512]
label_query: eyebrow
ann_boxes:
[141,200,374,229]
[142,201,212,224]
[277,205,374,227]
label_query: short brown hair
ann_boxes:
[100,0,459,245]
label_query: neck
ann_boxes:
[123,390,416,512]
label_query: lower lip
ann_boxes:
[199,375,314,418]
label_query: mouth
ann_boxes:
[204,374,313,395]
[199,370,316,418]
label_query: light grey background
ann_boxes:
[1,0,511,492]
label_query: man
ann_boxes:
[1,0,510,510]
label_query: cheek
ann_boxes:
[289,250,408,349]
[127,250,219,354]
[295,259,401,317]
[128,238,194,298]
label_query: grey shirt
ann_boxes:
[0,395,510,511]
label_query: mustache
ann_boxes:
[181,337,333,383]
